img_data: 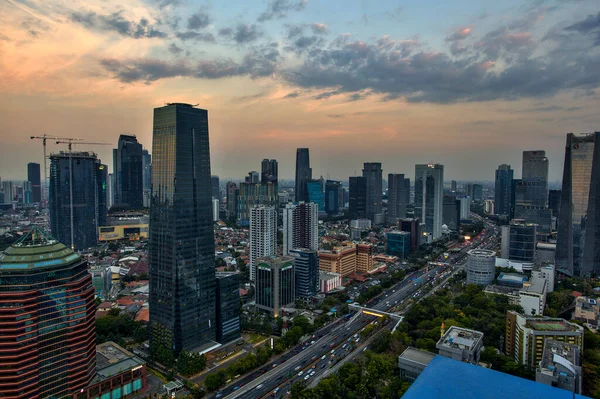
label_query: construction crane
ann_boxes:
[54,139,110,250]
[30,135,82,207]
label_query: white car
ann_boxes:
[298,370,304,376]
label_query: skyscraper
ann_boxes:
[113,134,143,209]
[387,173,407,224]
[325,180,342,215]
[306,179,324,212]
[236,180,278,226]
[49,151,107,250]
[282,202,319,255]
[289,248,319,299]
[414,164,444,241]
[295,148,311,202]
[556,132,600,277]
[363,162,383,223]
[215,272,241,344]
[0,227,97,399]
[249,205,278,281]
[211,175,220,200]
[442,195,460,231]
[255,255,295,317]
[27,162,41,203]
[548,189,561,218]
[226,181,239,220]
[349,176,367,219]
[400,218,421,252]
[495,164,513,217]
[261,159,278,184]
[142,149,152,207]
[149,103,216,355]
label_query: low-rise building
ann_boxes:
[398,347,436,382]
[574,296,599,325]
[531,264,555,293]
[519,276,547,316]
[484,284,521,306]
[215,272,241,344]
[536,340,582,394]
[436,326,484,364]
[497,273,527,288]
[319,271,342,293]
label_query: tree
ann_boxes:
[204,371,226,392]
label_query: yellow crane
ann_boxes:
[29,135,82,207]
[54,139,110,249]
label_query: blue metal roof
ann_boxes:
[402,356,590,399]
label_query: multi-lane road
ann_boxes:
[219,221,499,399]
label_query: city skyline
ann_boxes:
[2,0,600,181]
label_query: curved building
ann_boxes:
[466,249,496,286]
[0,227,96,399]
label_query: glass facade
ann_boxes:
[113,135,143,209]
[149,103,216,355]
[556,132,600,276]
[27,162,41,204]
[442,195,460,231]
[386,231,411,259]
[349,176,366,219]
[324,180,341,215]
[289,249,318,299]
[306,180,324,212]
[509,222,537,262]
[387,174,407,224]
[295,148,311,202]
[211,175,220,200]
[363,163,383,223]
[495,164,513,216]
[215,273,241,343]
[236,182,278,226]
[49,151,107,251]
[261,159,278,184]
[415,164,444,240]
[255,256,295,317]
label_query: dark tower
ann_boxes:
[27,162,41,203]
[494,164,513,217]
[363,162,383,223]
[349,176,367,219]
[113,134,143,208]
[261,159,278,184]
[387,173,407,224]
[295,148,311,202]
[149,103,216,356]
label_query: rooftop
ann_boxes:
[94,342,145,382]
[437,326,483,351]
[528,320,578,332]
[403,355,590,399]
[399,346,436,366]
[467,249,496,257]
[498,273,528,284]
[520,276,546,295]
[540,340,580,371]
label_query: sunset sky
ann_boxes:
[1,0,599,182]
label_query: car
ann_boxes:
[321,355,326,360]
[294,366,301,371]
[304,375,310,380]
[331,349,335,353]
[216,394,223,398]
[257,384,264,390]
[321,364,326,369]
[274,387,280,393]
[298,370,304,376]
[234,386,240,391]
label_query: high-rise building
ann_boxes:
[0,227,96,399]
[466,249,496,285]
[295,148,311,202]
[548,189,561,218]
[349,176,367,219]
[27,162,41,204]
[399,218,421,252]
[246,171,260,184]
[495,164,514,217]
[442,195,460,231]
[514,151,551,232]
[22,181,32,204]
[306,179,324,212]
[459,196,471,220]
[211,175,220,200]
[404,178,411,204]
[289,248,319,299]
[212,198,220,221]
[536,340,582,394]
[107,173,114,209]
[282,202,318,255]
[414,164,444,241]
[113,134,143,209]
[250,205,278,281]
[226,181,239,220]
[386,231,411,259]
[261,159,278,184]
[387,173,407,224]
[142,149,152,207]
[466,183,483,202]
[236,181,278,226]
[2,180,14,203]
[49,151,107,251]
[556,132,600,277]
[215,272,241,344]
[149,103,216,356]
[522,150,549,189]
[325,180,342,215]
[363,163,383,223]
[255,255,295,317]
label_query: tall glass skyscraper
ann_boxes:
[27,162,41,204]
[113,134,143,209]
[414,164,444,241]
[556,132,600,277]
[349,176,367,219]
[261,159,278,184]
[324,180,341,215]
[494,164,513,217]
[149,103,216,355]
[387,173,407,224]
[295,148,311,202]
[363,163,383,223]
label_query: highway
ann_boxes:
[220,220,499,399]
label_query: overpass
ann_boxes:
[348,303,403,320]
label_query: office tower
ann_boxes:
[338,185,345,209]
[451,180,457,192]
[536,340,582,394]
[255,255,295,317]
[466,249,496,285]
[0,227,96,398]
[245,171,260,184]
[107,173,114,209]
[387,173,407,224]
[49,151,106,251]
[295,148,311,202]
[306,179,324,212]
[472,184,483,201]
[261,159,278,184]
[142,149,152,207]
[226,181,239,219]
[514,151,551,232]
[404,178,411,204]
[556,132,600,276]
[459,196,471,220]
[215,272,241,344]
[2,181,14,203]
[386,231,411,258]
[363,163,383,223]
[318,245,357,276]
[97,163,108,227]
[509,222,537,264]
[495,164,513,216]
[282,202,319,255]
[289,248,319,299]
[356,243,374,273]
[212,198,220,221]
[113,134,143,209]
[149,103,216,355]
[349,176,367,219]
[548,189,561,218]
[249,205,277,281]
[442,195,460,231]
[505,311,583,367]
[27,162,41,203]
[237,181,278,226]
[22,181,32,204]
[523,150,549,188]
[325,180,342,215]
[414,164,444,241]
[399,218,421,252]
[211,175,220,200]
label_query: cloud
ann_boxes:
[514,105,584,113]
[176,31,216,42]
[258,0,308,22]
[327,114,345,118]
[284,91,301,98]
[168,43,184,55]
[446,27,472,42]
[70,11,166,39]
[219,24,262,43]
[187,11,211,30]
[218,27,233,36]
[474,28,535,60]
[20,17,50,38]
[311,23,328,34]
[565,11,600,45]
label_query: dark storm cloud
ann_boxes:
[71,11,166,38]
[187,11,211,30]
[175,31,216,42]
[565,11,600,45]
[258,0,308,22]
[101,44,280,83]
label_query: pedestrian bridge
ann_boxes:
[348,303,403,320]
